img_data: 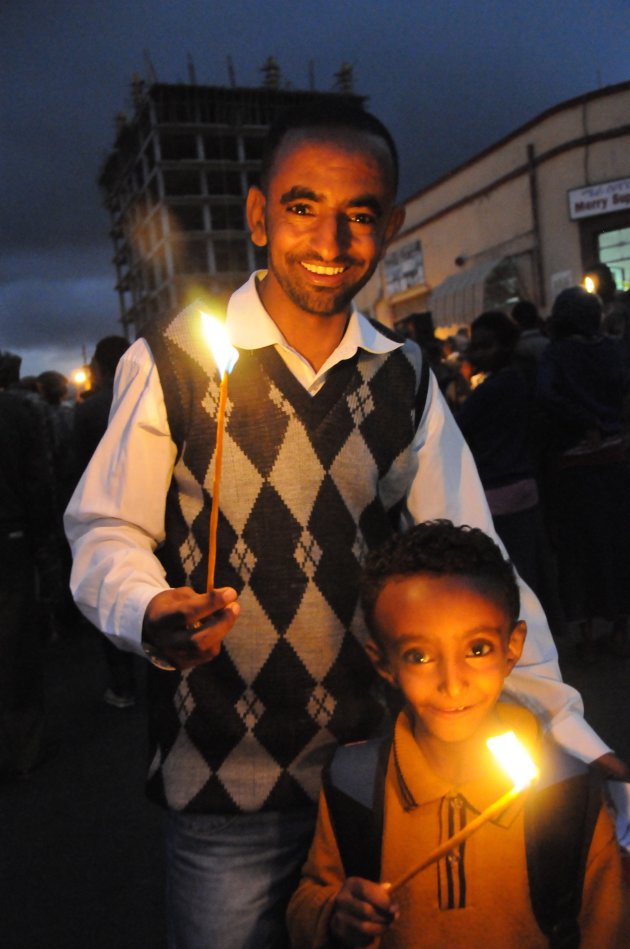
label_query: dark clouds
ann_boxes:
[2,0,629,376]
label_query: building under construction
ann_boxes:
[99,62,363,336]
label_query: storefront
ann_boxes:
[356,79,630,334]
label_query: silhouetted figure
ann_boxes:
[0,352,57,778]
[72,335,135,707]
[512,300,549,365]
[538,286,630,661]
[456,310,566,637]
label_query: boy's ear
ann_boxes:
[505,620,527,675]
[246,186,268,247]
[365,638,396,687]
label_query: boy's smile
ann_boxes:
[367,574,526,751]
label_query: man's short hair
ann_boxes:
[259,100,399,194]
[360,520,520,636]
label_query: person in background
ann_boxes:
[456,313,544,597]
[537,286,630,663]
[0,352,58,779]
[72,335,134,707]
[512,300,549,367]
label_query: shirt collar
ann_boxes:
[226,271,402,359]
[393,702,540,816]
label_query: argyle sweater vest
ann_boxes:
[142,303,427,814]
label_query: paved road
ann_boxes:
[1,622,628,949]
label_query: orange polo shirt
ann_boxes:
[287,703,629,948]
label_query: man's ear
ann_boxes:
[365,638,396,687]
[383,204,405,247]
[246,186,268,247]
[505,620,527,675]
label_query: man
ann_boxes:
[65,104,628,949]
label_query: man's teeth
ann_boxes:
[302,262,347,275]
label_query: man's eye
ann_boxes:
[349,212,376,225]
[468,641,492,658]
[403,649,430,665]
[287,203,313,216]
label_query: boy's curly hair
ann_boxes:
[360,520,520,635]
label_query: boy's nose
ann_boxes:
[438,656,468,697]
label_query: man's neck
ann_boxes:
[256,278,351,373]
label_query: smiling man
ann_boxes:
[65,102,627,949]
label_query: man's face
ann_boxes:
[368,574,525,748]
[246,129,404,322]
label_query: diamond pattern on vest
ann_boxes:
[217,733,283,812]
[159,729,212,811]
[143,305,424,813]
[284,580,345,681]
[222,586,279,684]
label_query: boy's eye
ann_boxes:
[402,648,430,665]
[467,640,493,658]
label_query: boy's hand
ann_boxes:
[329,878,399,947]
[142,586,240,669]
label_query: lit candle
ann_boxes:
[389,731,539,894]
[200,311,239,591]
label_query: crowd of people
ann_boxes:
[2,101,629,947]
[410,273,630,666]
[0,336,131,781]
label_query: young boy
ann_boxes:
[287,521,628,947]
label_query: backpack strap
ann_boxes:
[322,734,392,881]
[525,742,603,949]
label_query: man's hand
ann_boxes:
[142,586,240,670]
[329,878,399,947]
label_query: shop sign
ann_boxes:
[568,177,630,220]
[383,240,425,296]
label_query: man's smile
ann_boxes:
[300,261,349,276]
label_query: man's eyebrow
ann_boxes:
[279,186,385,217]
[280,186,321,205]
[350,194,384,217]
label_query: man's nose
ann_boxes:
[310,211,350,258]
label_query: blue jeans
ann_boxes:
[165,806,317,949]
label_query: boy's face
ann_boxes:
[366,574,526,747]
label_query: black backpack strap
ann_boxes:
[525,742,603,948]
[322,734,392,881]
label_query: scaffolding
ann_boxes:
[99,74,364,335]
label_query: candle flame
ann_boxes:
[200,312,239,376]
[583,275,596,294]
[486,731,539,791]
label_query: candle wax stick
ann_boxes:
[207,370,228,592]
[389,784,523,895]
